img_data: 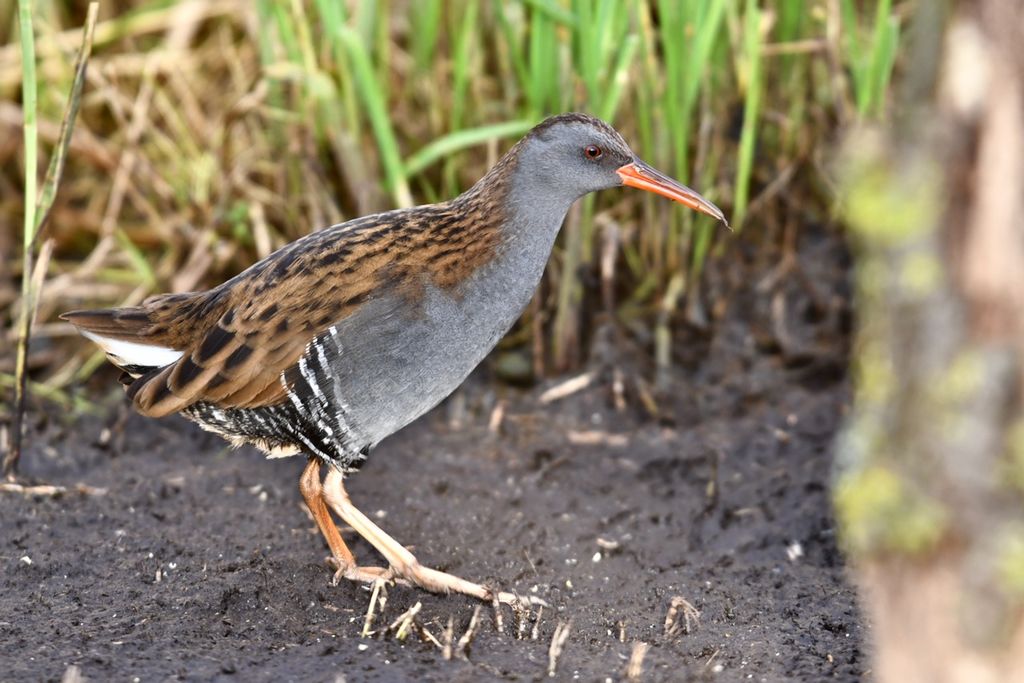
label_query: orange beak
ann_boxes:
[617,160,728,227]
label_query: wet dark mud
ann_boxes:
[1,227,862,681]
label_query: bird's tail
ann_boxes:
[61,291,211,372]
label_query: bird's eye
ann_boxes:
[584,145,603,159]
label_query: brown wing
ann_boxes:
[65,243,367,418]
[63,190,510,419]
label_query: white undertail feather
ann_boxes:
[81,330,184,368]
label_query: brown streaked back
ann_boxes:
[63,177,512,418]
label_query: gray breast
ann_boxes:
[314,230,558,449]
[286,166,574,459]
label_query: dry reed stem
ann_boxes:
[441,615,454,660]
[361,578,387,638]
[538,371,596,404]
[664,596,700,637]
[547,619,572,677]
[455,605,482,660]
[491,593,504,634]
[625,641,650,682]
[0,482,107,496]
[386,601,421,641]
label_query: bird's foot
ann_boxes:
[387,559,548,610]
[327,556,406,587]
[318,470,546,609]
[491,587,549,611]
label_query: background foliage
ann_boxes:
[0,0,901,407]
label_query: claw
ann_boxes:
[495,589,548,609]
[327,556,344,586]
[327,556,407,587]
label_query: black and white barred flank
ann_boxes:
[183,326,371,471]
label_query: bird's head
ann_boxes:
[515,113,727,226]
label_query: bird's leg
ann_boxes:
[322,467,530,606]
[299,458,394,585]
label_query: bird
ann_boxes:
[62,113,726,605]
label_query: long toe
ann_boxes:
[329,560,405,587]
[493,589,549,609]
[393,561,546,608]
[397,562,490,599]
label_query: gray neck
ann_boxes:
[476,165,578,325]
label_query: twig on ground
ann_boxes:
[566,430,628,447]
[361,578,387,638]
[442,616,455,660]
[491,593,504,634]
[547,619,572,677]
[514,598,529,640]
[531,605,543,640]
[455,605,482,660]
[0,482,107,496]
[60,665,85,683]
[539,372,596,404]
[664,596,700,637]
[487,400,505,434]
[625,641,650,682]
[612,367,626,412]
[386,601,421,641]
[418,622,443,650]
[633,376,660,419]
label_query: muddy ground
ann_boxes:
[1,227,864,682]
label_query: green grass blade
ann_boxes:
[6,0,39,477]
[597,34,638,121]
[732,0,762,230]
[312,0,358,131]
[526,4,558,114]
[33,2,97,242]
[450,0,480,131]
[495,2,529,95]
[410,0,442,72]
[521,0,576,28]
[866,5,898,117]
[336,23,412,207]
[404,120,535,177]
[7,0,98,475]
[19,0,37,251]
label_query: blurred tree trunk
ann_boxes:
[835,2,1024,682]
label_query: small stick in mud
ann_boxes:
[547,619,572,677]
[539,371,596,404]
[612,367,626,412]
[492,593,504,634]
[418,622,444,650]
[566,430,628,447]
[625,641,650,682]
[386,601,422,641]
[531,605,544,640]
[442,616,455,660]
[0,482,107,497]
[664,596,700,637]
[61,665,85,683]
[361,578,388,638]
[455,605,483,660]
[515,599,530,640]
[487,400,505,434]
